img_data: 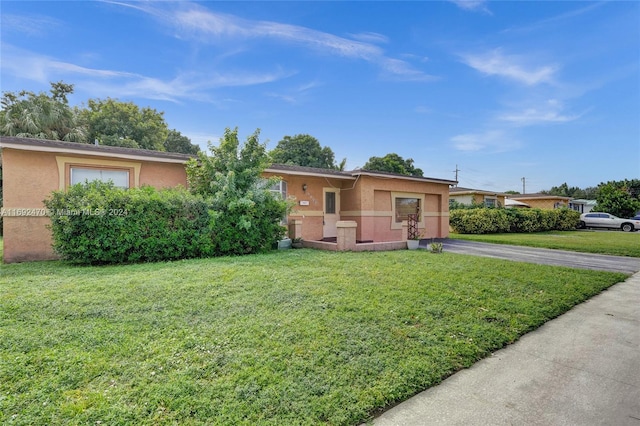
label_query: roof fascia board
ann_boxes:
[0,141,190,164]
[353,171,457,185]
[264,167,356,180]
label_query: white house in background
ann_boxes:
[569,199,596,214]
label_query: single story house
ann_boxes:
[506,193,572,210]
[1,136,191,263]
[264,164,457,244]
[449,186,507,208]
[1,136,457,262]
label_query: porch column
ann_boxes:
[336,221,357,251]
[288,219,302,239]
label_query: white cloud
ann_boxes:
[124,1,436,81]
[498,99,583,125]
[449,0,491,14]
[462,49,558,86]
[0,14,62,36]
[0,44,291,103]
[450,130,522,152]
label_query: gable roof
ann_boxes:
[507,193,572,201]
[449,186,507,196]
[0,136,194,163]
[266,163,457,185]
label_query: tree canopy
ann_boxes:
[269,134,343,169]
[593,179,640,218]
[362,153,423,177]
[1,81,199,154]
[0,82,87,142]
[81,98,168,151]
[541,182,597,199]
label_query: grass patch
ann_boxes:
[0,250,627,425]
[450,230,640,257]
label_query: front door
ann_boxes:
[323,188,340,239]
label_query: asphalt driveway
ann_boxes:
[439,239,640,274]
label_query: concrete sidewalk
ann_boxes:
[372,272,640,426]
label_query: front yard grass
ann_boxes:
[450,230,640,257]
[0,249,628,425]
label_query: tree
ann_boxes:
[185,128,289,255]
[164,129,200,154]
[82,98,168,150]
[541,182,598,199]
[269,134,343,169]
[363,153,423,177]
[593,180,640,218]
[0,81,88,142]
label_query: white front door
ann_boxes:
[323,188,340,239]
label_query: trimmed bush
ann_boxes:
[450,208,580,234]
[44,181,215,264]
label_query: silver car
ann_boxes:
[579,213,640,232]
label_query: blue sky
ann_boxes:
[1,1,639,192]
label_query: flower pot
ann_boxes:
[406,240,420,250]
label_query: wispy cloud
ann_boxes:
[461,49,558,86]
[449,0,492,14]
[0,44,291,102]
[118,1,436,81]
[450,130,522,152]
[499,99,583,125]
[0,13,62,36]
[266,80,321,104]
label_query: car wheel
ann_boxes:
[621,223,634,232]
[579,221,586,229]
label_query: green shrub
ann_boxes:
[451,208,580,234]
[44,181,215,264]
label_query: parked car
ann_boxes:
[632,215,640,221]
[579,213,640,232]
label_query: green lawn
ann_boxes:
[0,249,628,425]
[450,230,640,257]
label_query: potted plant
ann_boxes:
[291,237,304,249]
[406,232,423,250]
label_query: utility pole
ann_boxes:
[453,164,460,186]
[521,177,526,194]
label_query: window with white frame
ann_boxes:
[269,180,287,199]
[70,167,130,188]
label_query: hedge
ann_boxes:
[450,208,580,234]
[43,181,286,264]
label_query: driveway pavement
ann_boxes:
[371,241,640,425]
[439,239,640,274]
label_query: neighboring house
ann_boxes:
[1,136,457,263]
[263,164,456,244]
[1,137,191,263]
[506,193,572,210]
[449,186,507,208]
[569,199,596,214]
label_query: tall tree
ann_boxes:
[363,153,423,177]
[164,129,200,154]
[594,179,640,217]
[0,81,87,142]
[82,98,168,150]
[269,134,342,169]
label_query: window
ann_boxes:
[269,180,287,199]
[395,197,420,223]
[484,197,496,207]
[325,191,336,214]
[70,167,130,188]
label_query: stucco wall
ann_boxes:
[2,148,188,263]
